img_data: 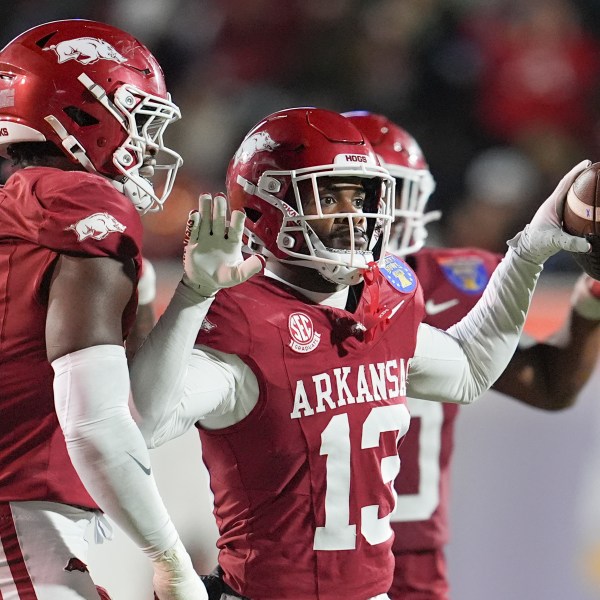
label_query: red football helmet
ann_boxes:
[226,107,394,285]
[343,111,438,256]
[0,20,182,214]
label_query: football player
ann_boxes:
[0,20,206,600]
[129,107,591,600]
[345,110,600,600]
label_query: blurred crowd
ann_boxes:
[3,0,600,271]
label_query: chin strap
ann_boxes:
[44,112,153,214]
[44,115,97,173]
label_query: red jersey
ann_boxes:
[196,255,424,600]
[391,247,501,554]
[0,167,142,508]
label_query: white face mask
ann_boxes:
[248,164,395,285]
[47,74,183,215]
[386,165,437,256]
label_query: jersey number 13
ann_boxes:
[313,404,409,551]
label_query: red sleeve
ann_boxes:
[35,170,143,263]
[194,280,258,357]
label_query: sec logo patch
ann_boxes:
[288,312,321,353]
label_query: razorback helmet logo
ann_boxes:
[67,212,126,241]
[44,37,127,65]
[233,131,279,166]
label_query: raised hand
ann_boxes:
[509,160,592,264]
[182,193,265,297]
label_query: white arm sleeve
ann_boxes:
[129,281,214,443]
[408,247,542,404]
[143,346,259,447]
[52,344,178,557]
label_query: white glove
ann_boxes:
[138,257,157,305]
[508,160,592,264]
[182,193,264,297]
[152,538,208,600]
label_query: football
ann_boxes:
[563,162,600,280]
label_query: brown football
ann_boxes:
[563,162,600,279]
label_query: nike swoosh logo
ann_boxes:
[126,452,152,475]
[425,298,459,315]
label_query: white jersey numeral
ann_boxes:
[313,404,409,550]
[391,397,443,522]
